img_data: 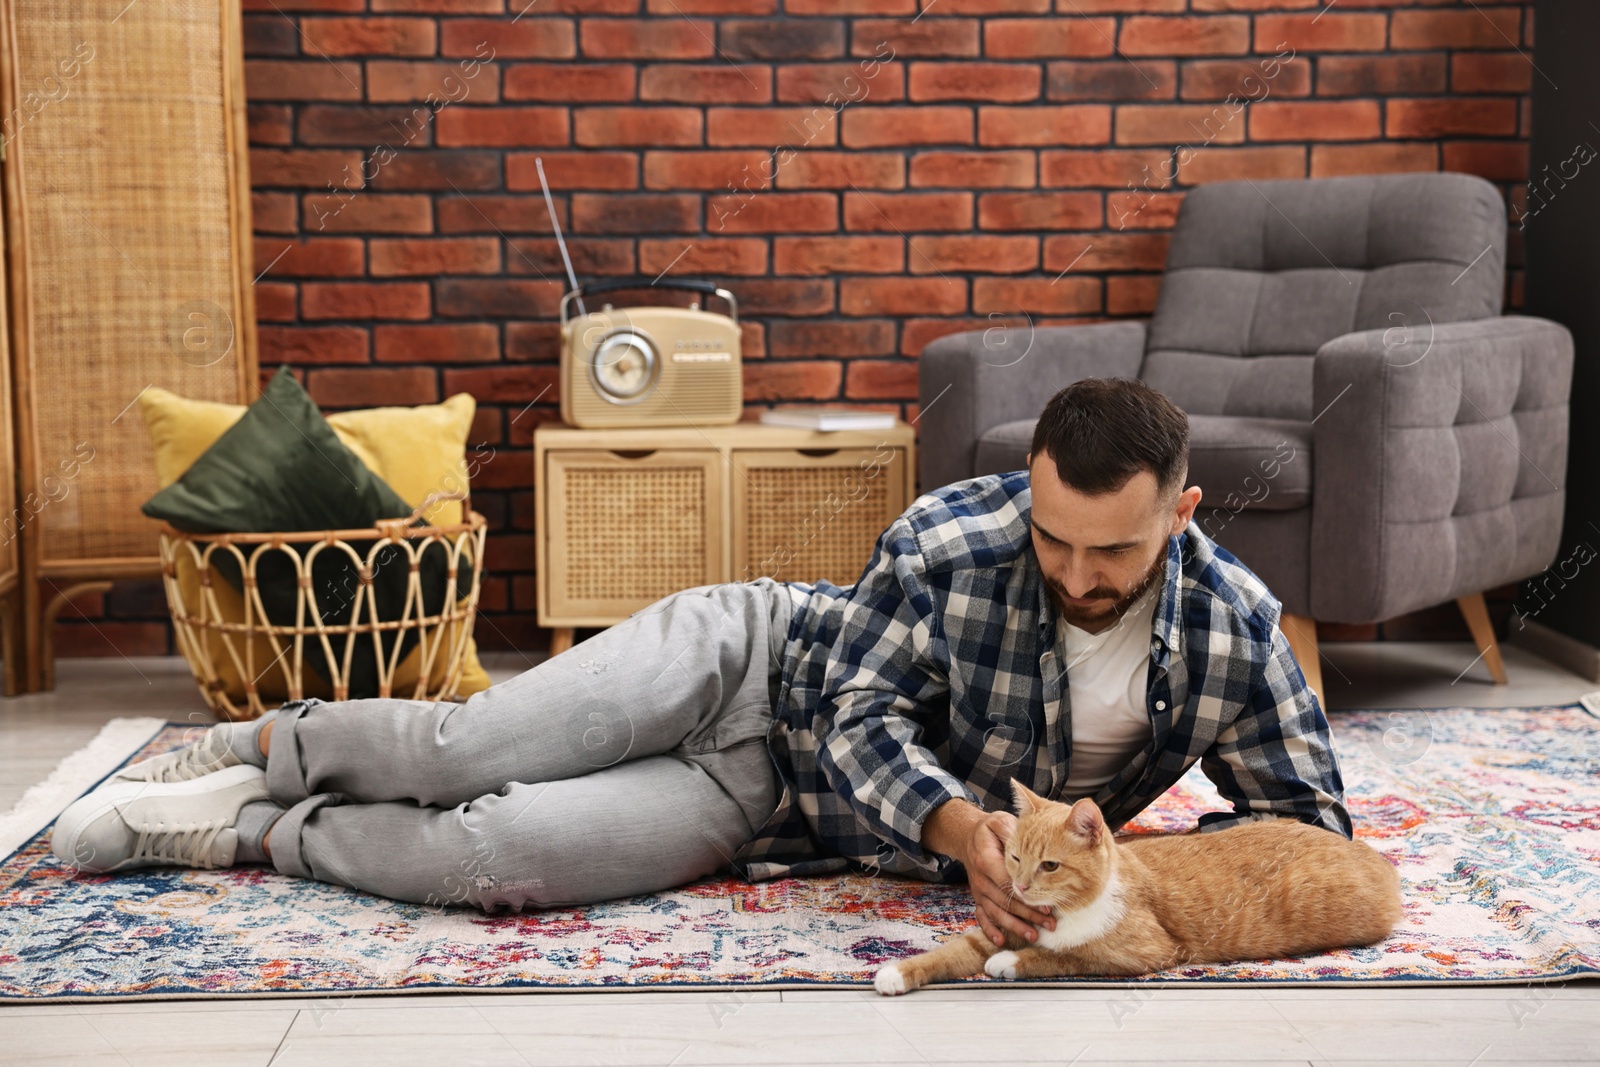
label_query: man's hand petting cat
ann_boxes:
[924,799,1054,946]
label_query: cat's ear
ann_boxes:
[1009,778,1046,818]
[1067,799,1105,846]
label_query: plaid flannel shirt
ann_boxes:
[731,470,1350,884]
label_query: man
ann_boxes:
[54,378,1346,949]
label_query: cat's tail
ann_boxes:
[874,928,996,996]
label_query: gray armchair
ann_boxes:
[920,172,1573,691]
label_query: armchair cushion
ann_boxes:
[973,419,1033,477]
[976,414,1314,517]
[1309,315,1572,622]
[1188,415,1311,513]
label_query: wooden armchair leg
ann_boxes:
[1456,592,1509,685]
[1281,613,1325,701]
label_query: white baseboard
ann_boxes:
[1507,616,1600,683]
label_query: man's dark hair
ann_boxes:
[1029,378,1189,497]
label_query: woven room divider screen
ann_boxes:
[0,203,17,695]
[0,1,258,693]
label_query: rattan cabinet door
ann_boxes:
[543,449,725,624]
[730,447,908,587]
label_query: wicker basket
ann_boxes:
[158,494,487,721]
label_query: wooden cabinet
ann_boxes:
[533,421,916,652]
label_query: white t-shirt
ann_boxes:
[1054,584,1159,800]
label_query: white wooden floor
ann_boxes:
[2,645,1597,1066]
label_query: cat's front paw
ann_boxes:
[984,950,1020,980]
[874,963,909,996]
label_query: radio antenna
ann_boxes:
[535,156,585,317]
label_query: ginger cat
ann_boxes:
[875,780,1402,994]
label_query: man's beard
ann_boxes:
[1045,550,1167,632]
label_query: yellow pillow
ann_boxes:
[140,386,492,704]
[327,395,475,527]
[142,393,248,487]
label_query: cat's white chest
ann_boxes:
[1034,876,1125,951]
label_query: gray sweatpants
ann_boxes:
[263,578,795,912]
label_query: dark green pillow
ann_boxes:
[144,366,473,698]
[143,365,413,533]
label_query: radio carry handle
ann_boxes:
[560,278,738,326]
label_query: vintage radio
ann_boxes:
[558,279,743,429]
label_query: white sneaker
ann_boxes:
[51,764,269,873]
[111,724,244,784]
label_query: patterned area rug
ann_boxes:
[2,706,1597,1001]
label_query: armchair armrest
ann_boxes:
[1308,315,1573,623]
[917,320,1148,491]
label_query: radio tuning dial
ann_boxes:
[591,329,660,403]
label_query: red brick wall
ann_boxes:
[58,0,1536,655]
